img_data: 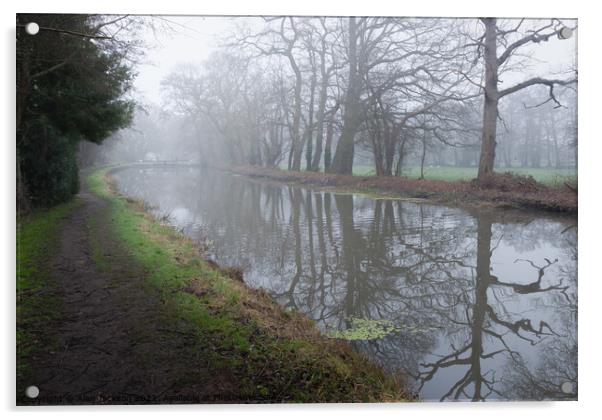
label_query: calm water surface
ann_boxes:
[112,166,577,402]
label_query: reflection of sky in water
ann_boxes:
[112,166,577,402]
[169,207,193,225]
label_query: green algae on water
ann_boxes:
[327,318,401,341]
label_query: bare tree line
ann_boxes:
[92,17,577,181]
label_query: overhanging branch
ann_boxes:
[498,77,576,105]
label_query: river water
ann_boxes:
[112,166,577,402]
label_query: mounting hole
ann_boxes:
[561,381,575,394]
[25,385,39,398]
[25,22,39,36]
[558,27,573,40]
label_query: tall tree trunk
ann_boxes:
[324,106,338,172]
[287,140,294,170]
[289,53,304,171]
[305,130,312,171]
[305,67,317,171]
[477,18,499,180]
[311,121,324,171]
[384,120,396,176]
[329,17,361,175]
[420,132,427,179]
[394,135,407,176]
[311,51,329,171]
[372,116,384,176]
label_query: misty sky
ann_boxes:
[133,16,577,105]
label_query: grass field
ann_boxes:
[276,162,576,187]
[352,165,577,186]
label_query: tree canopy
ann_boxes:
[17,14,137,209]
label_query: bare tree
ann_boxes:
[470,18,577,180]
[237,17,309,170]
[329,17,361,174]
[331,18,479,175]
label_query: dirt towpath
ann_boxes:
[21,185,237,405]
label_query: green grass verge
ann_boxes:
[16,199,81,383]
[87,167,412,402]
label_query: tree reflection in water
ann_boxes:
[112,167,577,401]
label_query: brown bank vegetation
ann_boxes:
[231,166,577,214]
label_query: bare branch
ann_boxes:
[18,23,112,40]
[497,22,560,66]
[499,77,576,100]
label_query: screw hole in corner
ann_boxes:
[25,22,40,36]
[25,385,39,399]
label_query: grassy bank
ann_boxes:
[87,167,413,402]
[17,199,82,385]
[280,162,577,186]
[352,165,577,186]
[234,165,577,214]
